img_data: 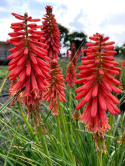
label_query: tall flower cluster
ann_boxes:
[42,6,67,115]
[70,43,77,67]
[66,49,69,58]
[41,6,61,59]
[121,60,125,69]
[43,59,67,115]
[66,43,77,88]
[80,46,84,56]
[66,62,76,88]
[8,12,50,112]
[75,33,122,133]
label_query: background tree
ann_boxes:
[63,31,87,50]
[119,43,125,55]
[114,46,120,55]
[58,24,87,51]
[58,24,69,41]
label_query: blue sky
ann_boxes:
[1,0,125,53]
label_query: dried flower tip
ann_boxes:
[93,132,106,153]
[72,109,81,121]
[117,131,125,144]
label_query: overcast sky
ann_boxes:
[1,0,125,53]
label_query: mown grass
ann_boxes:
[0,66,9,79]
[0,57,122,79]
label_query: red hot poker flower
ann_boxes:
[66,44,76,88]
[8,12,50,112]
[75,33,122,133]
[66,49,69,58]
[117,131,125,144]
[66,62,76,88]
[80,46,84,56]
[121,60,125,69]
[41,6,61,59]
[70,43,77,67]
[43,59,67,115]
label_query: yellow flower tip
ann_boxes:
[33,89,39,99]
[101,125,107,130]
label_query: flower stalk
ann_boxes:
[97,139,102,166]
[106,114,114,150]
[69,87,74,142]
[58,99,75,164]
[17,102,40,145]
[76,120,81,146]
[37,123,52,166]
[56,115,64,165]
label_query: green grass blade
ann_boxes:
[4,135,15,166]
[0,70,10,95]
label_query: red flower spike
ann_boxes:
[75,33,122,134]
[43,59,67,115]
[121,60,125,69]
[66,43,77,88]
[8,12,50,112]
[70,43,77,67]
[41,6,61,59]
[66,49,69,58]
[66,62,76,88]
[80,46,84,56]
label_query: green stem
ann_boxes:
[17,102,40,145]
[0,71,10,95]
[69,88,72,117]
[107,114,114,149]
[56,115,64,165]
[103,114,114,165]
[69,87,74,142]
[58,100,75,164]
[76,120,81,146]
[97,140,102,166]
[37,123,52,166]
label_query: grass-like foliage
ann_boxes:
[0,59,125,166]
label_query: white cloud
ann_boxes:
[1,0,125,47]
[0,18,14,41]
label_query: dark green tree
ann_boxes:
[114,46,120,55]
[119,43,125,55]
[58,24,69,41]
[63,31,87,50]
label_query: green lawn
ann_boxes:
[0,66,9,79]
[0,58,122,80]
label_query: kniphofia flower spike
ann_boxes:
[66,49,69,58]
[66,62,76,88]
[66,43,77,88]
[70,43,77,67]
[75,33,122,133]
[8,12,50,112]
[41,6,61,59]
[43,59,67,115]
